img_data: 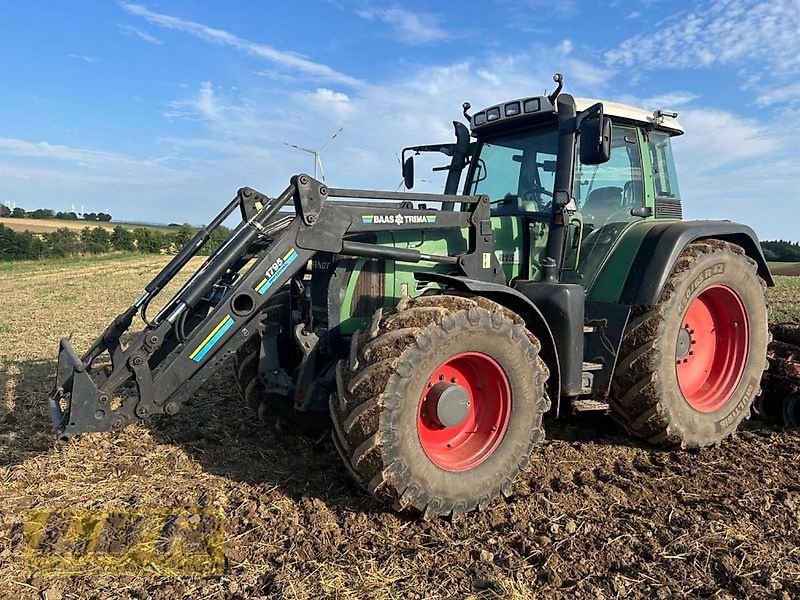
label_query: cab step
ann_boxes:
[570,399,610,413]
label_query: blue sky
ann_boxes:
[0,0,797,239]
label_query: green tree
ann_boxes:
[111,225,135,252]
[133,227,167,253]
[97,212,112,222]
[44,228,80,257]
[173,224,195,248]
[0,225,44,260]
[201,225,231,255]
[30,208,55,219]
[83,212,98,221]
[0,204,10,218]
[80,227,111,254]
[11,207,25,218]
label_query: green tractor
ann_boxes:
[50,74,775,517]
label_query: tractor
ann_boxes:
[50,74,791,518]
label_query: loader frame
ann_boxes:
[49,175,501,442]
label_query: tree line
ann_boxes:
[761,240,800,262]
[0,224,230,261]
[0,203,112,222]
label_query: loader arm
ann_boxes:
[49,174,497,442]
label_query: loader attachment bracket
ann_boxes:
[49,338,133,442]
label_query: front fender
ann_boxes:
[414,272,561,404]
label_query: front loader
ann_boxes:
[50,74,796,517]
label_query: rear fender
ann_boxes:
[619,221,774,306]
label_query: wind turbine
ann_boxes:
[284,127,343,183]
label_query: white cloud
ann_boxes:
[68,54,96,63]
[357,8,449,44]
[755,82,800,107]
[117,24,163,45]
[606,0,800,74]
[119,2,361,86]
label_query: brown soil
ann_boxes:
[1,257,799,599]
[772,264,800,276]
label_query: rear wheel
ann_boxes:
[610,240,769,447]
[330,295,549,517]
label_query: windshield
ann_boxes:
[467,127,559,214]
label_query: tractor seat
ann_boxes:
[493,194,539,215]
[581,186,623,222]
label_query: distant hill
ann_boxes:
[0,217,169,234]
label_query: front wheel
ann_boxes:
[330,295,550,518]
[610,240,769,447]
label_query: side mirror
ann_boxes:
[403,156,415,189]
[579,116,612,165]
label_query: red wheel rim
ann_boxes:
[417,352,511,471]
[676,285,749,413]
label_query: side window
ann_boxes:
[649,132,681,200]
[574,125,643,227]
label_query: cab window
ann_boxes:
[469,127,559,215]
[649,131,681,201]
[573,125,643,228]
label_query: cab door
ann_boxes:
[562,123,645,287]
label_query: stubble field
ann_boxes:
[0,255,798,599]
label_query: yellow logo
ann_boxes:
[24,509,224,575]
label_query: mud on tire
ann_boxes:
[610,240,769,447]
[330,294,550,518]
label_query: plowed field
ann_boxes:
[1,256,798,599]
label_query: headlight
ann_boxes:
[504,102,521,116]
[523,98,540,113]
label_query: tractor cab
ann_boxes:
[462,93,684,289]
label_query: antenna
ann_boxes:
[283,127,343,182]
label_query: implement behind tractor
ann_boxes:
[50,74,800,517]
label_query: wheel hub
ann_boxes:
[417,352,511,472]
[676,326,693,360]
[424,382,471,427]
[675,285,749,413]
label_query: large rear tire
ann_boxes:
[609,240,769,447]
[330,295,549,518]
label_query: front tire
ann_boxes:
[610,240,769,447]
[330,295,549,518]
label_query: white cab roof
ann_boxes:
[574,97,684,135]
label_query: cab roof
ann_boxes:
[574,97,684,135]
[469,93,684,137]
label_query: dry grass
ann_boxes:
[0,255,799,599]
